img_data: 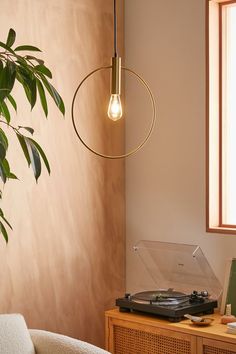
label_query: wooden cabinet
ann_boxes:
[105,310,236,354]
[200,338,236,354]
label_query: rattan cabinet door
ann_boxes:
[108,318,196,354]
[202,339,236,354]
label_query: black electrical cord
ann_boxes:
[114,0,118,57]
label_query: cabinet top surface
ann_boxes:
[106,309,236,343]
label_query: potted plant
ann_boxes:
[0,28,65,242]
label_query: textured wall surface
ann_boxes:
[0,0,125,348]
[125,0,236,294]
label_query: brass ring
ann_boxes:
[71,66,156,159]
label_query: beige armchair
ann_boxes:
[0,314,110,354]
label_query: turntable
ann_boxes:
[116,241,222,322]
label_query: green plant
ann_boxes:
[0,29,65,242]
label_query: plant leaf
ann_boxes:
[7,60,16,75]
[0,100,11,123]
[36,79,48,117]
[25,55,44,65]
[40,76,65,115]
[16,133,30,166]
[7,94,17,111]
[16,71,31,106]
[29,77,37,109]
[25,138,41,181]
[16,69,36,109]
[0,143,6,161]
[15,56,33,72]
[17,64,32,82]
[27,137,50,174]
[0,128,8,150]
[0,61,16,101]
[14,45,41,52]
[0,41,16,55]
[9,172,18,179]
[6,28,16,47]
[1,158,10,176]
[35,64,52,79]
[0,221,8,243]
[0,163,6,183]
[0,88,10,101]
[0,209,12,230]
[18,126,34,135]
[2,158,17,180]
[0,159,18,181]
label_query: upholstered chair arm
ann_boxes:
[29,329,110,354]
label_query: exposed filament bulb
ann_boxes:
[107,94,122,121]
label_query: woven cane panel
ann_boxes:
[203,346,236,354]
[113,325,191,354]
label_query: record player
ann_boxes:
[116,241,222,322]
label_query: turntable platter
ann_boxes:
[132,290,187,302]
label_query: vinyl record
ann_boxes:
[132,289,187,302]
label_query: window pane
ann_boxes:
[222,4,236,224]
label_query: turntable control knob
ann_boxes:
[125,293,131,300]
[201,290,209,298]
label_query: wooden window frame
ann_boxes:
[206,0,236,234]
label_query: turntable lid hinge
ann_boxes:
[192,246,200,258]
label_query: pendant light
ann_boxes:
[71,0,156,159]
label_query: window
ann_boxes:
[207,0,236,233]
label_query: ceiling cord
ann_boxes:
[114,0,118,57]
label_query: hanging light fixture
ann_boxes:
[71,0,156,159]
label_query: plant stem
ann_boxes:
[0,119,21,135]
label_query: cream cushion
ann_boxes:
[0,313,110,354]
[30,329,110,354]
[0,314,35,354]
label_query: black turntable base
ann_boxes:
[116,289,217,322]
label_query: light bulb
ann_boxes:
[107,94,123,121]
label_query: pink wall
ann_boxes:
[0,0,125,348]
